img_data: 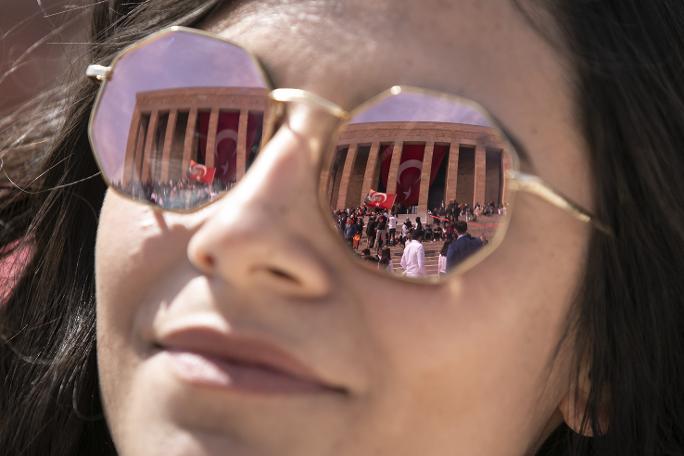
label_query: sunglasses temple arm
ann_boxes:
[86,64,112,82]
[507,170,613,236]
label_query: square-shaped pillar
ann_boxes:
[182,108,198,177]
[236,109,249,180]
[335,144,358,210]
[417,142,435,220]
[160,110,177,181]
[386,141,403,195]
[444,142,460,204]
[141,110,159,183]
[473,144,487,206]
[360,142,380,206]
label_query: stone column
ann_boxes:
[160,110,177,182]
[444,142,460,204]
[141,110,159,183]
[132,116,147,183]
[386,141,403,195]
[473,144,487,206]
[359,142,380,205]
[236,109,249,180]
[320,167,332,208]
[501,148,512,205]
[335,144,358,210]
[204,108,220,168]
[417,142,435,220]
[260,102,276,149]
[182,108,198,178]
[123,108,141,185]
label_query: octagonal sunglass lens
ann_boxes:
[321,89,517,280]
[90,29,277,210]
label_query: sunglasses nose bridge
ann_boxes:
[270,88,347,155]
[186,118,336,297]
[270,88,349,121]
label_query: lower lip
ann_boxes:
[163,350,331,395]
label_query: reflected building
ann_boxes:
[327,120,513,218]
[121,87,272,187]
[119,86,512,221]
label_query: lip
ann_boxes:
[155,327,348,396]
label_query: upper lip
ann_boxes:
[155,327,347,394]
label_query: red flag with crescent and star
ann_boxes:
[196,111,264,185]
[197,112,238,184]
[188,159,216,184]
[379,143,447,206]
[365,189,397,209]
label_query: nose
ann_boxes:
[187,104,340,299]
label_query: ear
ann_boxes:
[558,380,609,437]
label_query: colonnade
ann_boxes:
[121,87,272,185]
[332,121,512,217]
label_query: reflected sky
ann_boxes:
[92,30,268,181]
[349,91,492,127]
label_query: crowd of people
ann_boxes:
[112,178,235,209]
[334,200,506,277]
[429,200,507,222]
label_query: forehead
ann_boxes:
[204,0,564,107]
[202,0,591,207]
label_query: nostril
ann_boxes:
[202,253,216,269]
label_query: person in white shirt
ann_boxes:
[400,230,426,278]
[388,213,397,245]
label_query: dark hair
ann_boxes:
[454,220,468,234]
[0,1,225,455]
[527,1,684,455]
[1,2,683,456]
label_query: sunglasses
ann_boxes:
[87,26,611,282]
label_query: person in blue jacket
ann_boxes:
[446,221,483,271]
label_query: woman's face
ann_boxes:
[95,1,592,455]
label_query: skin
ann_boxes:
[95,1,594,455]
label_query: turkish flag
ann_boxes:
[379,143,448,207]
[429,214,449,222]
[365,189,397,209]
[197,112,238,184]
[379,144,424,206]
[188,159,216,184]
[197,111,264,185]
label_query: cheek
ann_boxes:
[97,192,169,338]
[357,192,587,440]
[95,191,194,421]
[95,191,199,327]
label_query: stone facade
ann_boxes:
[121,87,512,221]
[330,121,511,219]
[122,87,272,185]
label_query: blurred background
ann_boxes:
[0,0,88,114]
[1,1,89,298]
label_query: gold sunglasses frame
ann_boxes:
[86,26,612,282]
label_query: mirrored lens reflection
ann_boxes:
[323,90,514,279]
[91,30,273,210]
[114,87,272,209]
